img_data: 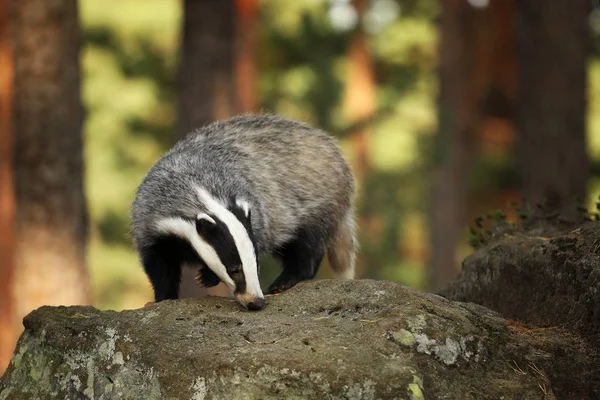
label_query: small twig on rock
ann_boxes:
[242,333,287,345]
[528,363,546,378]
[509,360,527,375]
[68,314,92,319]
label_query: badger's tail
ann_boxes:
[327,211,358,279]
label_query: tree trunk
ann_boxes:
[0,0,15,375]
[177,0,237,298]
[516,0,590,217]
[177,0,237,139]
[10,0,90,335]
[429,0,478,292]
[342,0,377,280]
[344,0,376,179]
[235,0,259,113]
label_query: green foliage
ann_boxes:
[467,197,600,250]
[80,0,181,307]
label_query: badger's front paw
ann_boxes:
[266,284,291,295]
[266,273,302,294]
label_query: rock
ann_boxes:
[442,222,600,344]
[0,279,594,399]
[441,221,600,399]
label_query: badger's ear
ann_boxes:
[235,198,250,219]
[196,213,216,233]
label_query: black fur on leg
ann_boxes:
[267,228,325,294]
[141,235,206,302]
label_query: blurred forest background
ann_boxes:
[1,0,599,373]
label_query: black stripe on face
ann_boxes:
[195,214,246,294]
[228,199,260,275]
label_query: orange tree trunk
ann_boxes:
[10,0,90,351]
[235,0,259,113]
[0,0,15,375]
[343,0,376,179]
[342,0,377,280]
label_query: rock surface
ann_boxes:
[441,220,600,399]
[442,221,600,347]
[1,279,595,399]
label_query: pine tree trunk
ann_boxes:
[342,0,377,280]
[0,0,15,375]
[235,0,258,113]
[177,0,236,139]
[344,0,376,179]
[516,0,590,217]
[10,0,90,332]
[177,0,236,298]
[429,0,477,291]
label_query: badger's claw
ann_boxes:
[266,285,289,295]
[266,273,303,294]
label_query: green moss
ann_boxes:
[0,388,13,400]
[408,383,425,400]
[11,343,27,368]
[392,329,416,346]
[29,365,42,381]
[412,375,423,387]
[406,314,427,332]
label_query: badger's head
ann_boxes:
[155,187,265,310]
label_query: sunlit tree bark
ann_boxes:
[177,0,237,298]
[0,0,15,375]
[343,0,376,179]
[235,0,259,113]
[342,0,377,280]
[9,0,90,359]
[177,0,237,140]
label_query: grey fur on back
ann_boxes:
[131,113,357,272]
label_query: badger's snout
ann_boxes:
[235,292,266,311]
[247,298,265,310]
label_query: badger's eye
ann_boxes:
[229,265,242,275]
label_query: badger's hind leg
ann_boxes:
[267,229,325,294]
[327,211,357,280]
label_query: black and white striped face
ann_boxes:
[156,187,264,310]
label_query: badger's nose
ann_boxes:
[247,298,265,311]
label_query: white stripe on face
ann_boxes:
[196,187,263,299]
[155,217,236,291]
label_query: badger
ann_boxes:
[131,114,357,310]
